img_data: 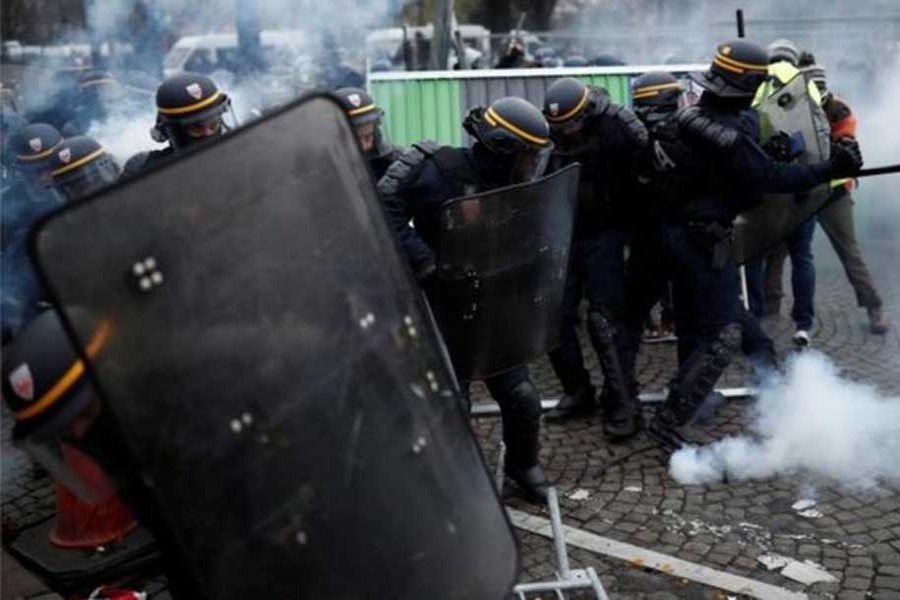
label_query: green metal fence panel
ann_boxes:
[371,78,462,147]
[370,65,704,147]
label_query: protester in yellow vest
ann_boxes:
[803,61,889,333]
[747,39,823,347]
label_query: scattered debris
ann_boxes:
[568,488,591,501]
[757,554,791,571]
[791,499,817,512]
[797,508,823,519]
[624,485,643,493]
[780,559,837,585]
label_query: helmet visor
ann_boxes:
[54,158,120,201]
[509,144,553,184]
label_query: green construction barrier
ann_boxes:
[369,64,704,146]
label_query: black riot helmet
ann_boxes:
[631,71,684,126]
[589,53,625,66]
[334,87,392,159]
[49,136,121,201]
[151,72,234,150]
[564,55,588,67]
[12,123,63,176]
[543,77,610,137]
[533,46,557,62]
[463,96,553,183]
[1,309,119,501]
[689,40,770,99]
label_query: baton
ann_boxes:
[856,163,900,178]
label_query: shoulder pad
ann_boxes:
[377,143,435,196]
[676,106,740,152]
[411,140,442,156]
[606,104,649,149]
[587,87,611,116]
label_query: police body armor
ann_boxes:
[32,96,517,599]
[732,73,831,264]
[434,163,580,381]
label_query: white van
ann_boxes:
[163,30,311,78]
[365,24,491,70]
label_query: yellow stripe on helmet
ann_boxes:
[715,53,769,73]
[158,90,222,116]
[17,142,62,162]
[15,320,111,422]
[51,148,105,178]
[545,86,590,123]
[632,82,682,98]
[347,103,378,117]
[485,107,550,147]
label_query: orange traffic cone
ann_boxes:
[49,444,138,549]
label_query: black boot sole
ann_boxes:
[646,420,689,452]
[544,405,598,423]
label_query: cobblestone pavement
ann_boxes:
[3,236,899,599]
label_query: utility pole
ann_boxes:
[235,0,264,76]
[430,0,454,70]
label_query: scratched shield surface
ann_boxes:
[33,95,518,599]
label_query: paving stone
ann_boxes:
[874,576,900,590]
[843,577,874,590]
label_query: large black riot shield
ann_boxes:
[733,74,832,264]
[32,95,518,600]
[433,164,580,381]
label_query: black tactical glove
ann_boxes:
[762,132,796,162]
[829,137,863,178]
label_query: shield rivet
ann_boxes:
[130,255,164,293]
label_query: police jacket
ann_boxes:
[120,147,175,179]
[635,113,699,223]
[671,96,832,224]
[1,176,63,341]
[376,142,508,276]
[369,144,404,183]
[550,90,648,235]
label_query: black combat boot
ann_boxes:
[497,379,550,503]
[586,310,641,441]
[544,383,597,423]
[602,391,643,441]
[505,462,550,502]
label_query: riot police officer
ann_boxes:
[2,309,196,596]
[621,72,777,415]
[377,97,554,501]
[2,123,64,342]
[334,87,401,181]
[618,71,687,389]
[48,135,121,202]
[61,69,154,136]
[646,40,862,450]
[122,72,234,177]
[539,77,648,441]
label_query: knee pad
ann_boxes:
[715,322,742,357]
[504,380,542,419]
[587,308,617,344]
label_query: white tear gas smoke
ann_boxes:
[16,0,401,162]
[670,352,900,491]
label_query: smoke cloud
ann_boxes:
[670,352,900,491]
